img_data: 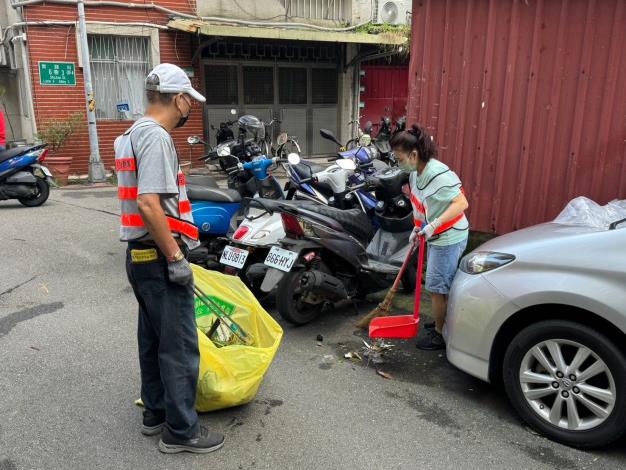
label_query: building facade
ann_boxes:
[5,0,406,176]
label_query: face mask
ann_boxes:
[399,160,415,172]
[399,152,417,172]
[175,113,189,129]
[175,95,191,128]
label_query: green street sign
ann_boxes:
[39,62,76,86]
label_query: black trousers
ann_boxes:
[125,242,199,439]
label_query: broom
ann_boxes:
[193,285,254,346]
[356,238,419,329]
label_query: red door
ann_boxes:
[360,65,409,135]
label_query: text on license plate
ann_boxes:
[264,246,298,272]
[220,246,249,269]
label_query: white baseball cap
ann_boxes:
[145,63,206,103]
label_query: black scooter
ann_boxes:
[257,164,416,325]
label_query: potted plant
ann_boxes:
[36,112,85,184]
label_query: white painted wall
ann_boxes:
[197,0,375,25]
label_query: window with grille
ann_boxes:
[243,66,274,105]
[279,67,307,105]
[312,68,337,104]
[89,35,151,120]
[204,64,238,105]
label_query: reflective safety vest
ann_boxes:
[408,165,468,236]
[114,123,199,242]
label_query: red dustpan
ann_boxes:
[369,235,425,340]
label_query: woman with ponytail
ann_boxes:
[390,124,469,350]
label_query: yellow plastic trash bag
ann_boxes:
[191,264,283,412]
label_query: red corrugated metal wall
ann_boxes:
[360,65,408,133]
[24,1,204,174]
[407,0,626,234]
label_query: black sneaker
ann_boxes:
[416,330,446,351]
[423,321,436,330]
[158,426,225,454]
[141,410,165,436]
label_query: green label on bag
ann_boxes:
[195,295,236,318]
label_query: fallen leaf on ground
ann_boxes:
[376,370,393,380]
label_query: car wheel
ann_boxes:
[503,320,626,448]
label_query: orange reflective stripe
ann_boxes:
[409,191,425,214]
[168,218,199,240]
[121,213,144,227]
[435,214,464,234]
[121,213,199,240]
[118,186,138,200]
[178,200,191,214]
[178,173,186,186]
[115,158,136,172]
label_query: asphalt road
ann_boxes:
[1,186,625,470]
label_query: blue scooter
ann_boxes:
[0,144,54,207]
[284,129,385,212]
[186,151,286,269]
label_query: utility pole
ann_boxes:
[77,0,106,183]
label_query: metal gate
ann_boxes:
[203,61,339,157]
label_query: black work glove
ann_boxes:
[167,257,193,286]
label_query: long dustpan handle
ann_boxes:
[413,236,426,320]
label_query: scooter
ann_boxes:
[256,162,415,325]
[0,144,54,207]
[187,150,290,270]
[226,155,377,296]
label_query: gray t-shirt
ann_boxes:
[123,117,199,249]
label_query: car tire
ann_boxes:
[503,320,626,448]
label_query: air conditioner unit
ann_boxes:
[375,0,412,25]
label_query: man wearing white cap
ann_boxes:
[114,63,224,454]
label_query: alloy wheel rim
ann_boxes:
[519,339,616,431]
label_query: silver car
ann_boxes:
[445,218,626,448]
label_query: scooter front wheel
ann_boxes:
[276,268,324,325]
[18,177,50,207]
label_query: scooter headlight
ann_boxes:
[459,251,515,274]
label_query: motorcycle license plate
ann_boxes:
[40,165,53,177]
[220,245,249,270]
[264,246,298,272]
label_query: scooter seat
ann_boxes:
[300,204,373,242]
[186,174,219,188]
[187,184,242,203]
[291,161,325,180]
[0,147,34,163]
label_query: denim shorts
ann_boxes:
[425,238,468,295]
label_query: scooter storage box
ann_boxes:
[192,201,240,235]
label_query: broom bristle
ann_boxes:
[355,288,398,329]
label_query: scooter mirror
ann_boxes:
[187,136,200,145]
[277,132,288,146]
[336,159,356,171]
[230,108,237,115]
[359,134,372,146]
[319,129,342,146]
[287,153,301,165]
